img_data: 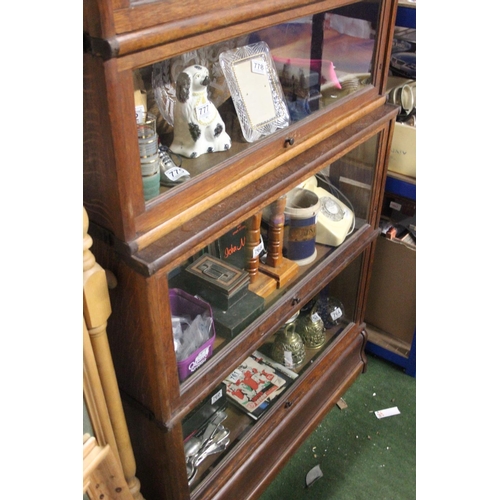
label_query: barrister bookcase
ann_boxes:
[83,0,399,498]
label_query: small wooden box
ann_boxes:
[184,255,250,311]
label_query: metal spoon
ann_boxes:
[187,436,230,485]
[194,436,230,467]
[187,426,229,468]
[198,410,227,451]
[184,436,203,461]
[184,409,227,462]
[186,427,230,479]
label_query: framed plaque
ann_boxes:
[219,42,290,142]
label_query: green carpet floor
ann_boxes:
[258,353,416,500]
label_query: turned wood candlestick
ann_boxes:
[246,212,277,297]
[266,195,286,268]
[259,195,299,288]
[245,212,262,284]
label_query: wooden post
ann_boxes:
[265,195,286,268]
[84,318,120,473]
[245,212,262,283]
[246,212,277,297]
[259,195,299,287]
[83,207,145,500]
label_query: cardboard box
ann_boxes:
[365,236,416,345]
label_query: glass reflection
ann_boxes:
[132,1,381,202]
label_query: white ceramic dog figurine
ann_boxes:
[169,65,231,158]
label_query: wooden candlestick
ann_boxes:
[266,195,286,268]
[259,195,299,287]
[246,212,277,297]
[245,212,262,284]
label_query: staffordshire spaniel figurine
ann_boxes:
[169,65,231,158]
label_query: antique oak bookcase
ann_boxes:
[83,0,399,498]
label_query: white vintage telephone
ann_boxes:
[298,175,355,247]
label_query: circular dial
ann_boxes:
[320,196,344,221]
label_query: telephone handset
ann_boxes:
[299,176,354,247]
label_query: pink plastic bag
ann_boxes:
[273,56,342,90]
